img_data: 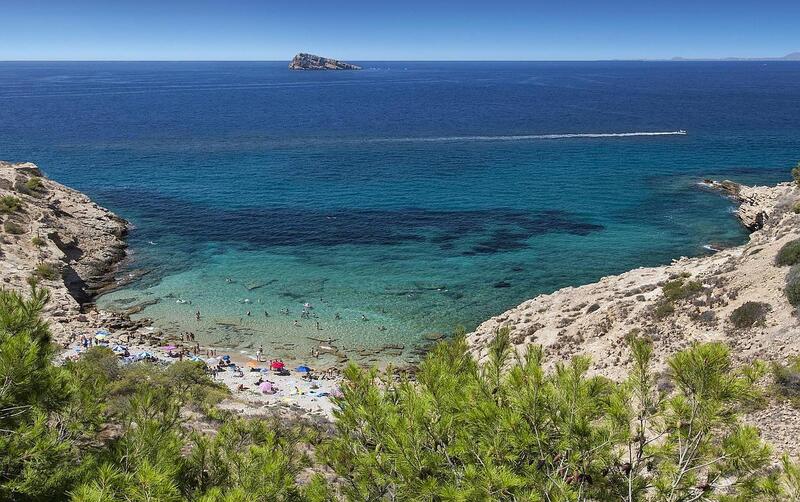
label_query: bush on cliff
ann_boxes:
[2,220,24,235]
[0,195,22,214]
[730,301,770,329]
[776,239,800,266]
[33,262,60,281]
[662,277,703,301]
[772,356,800,407]
[792,161,800,187]
[785,265,800,306]
[24,176,42,192]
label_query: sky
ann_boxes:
[2,0,799,61]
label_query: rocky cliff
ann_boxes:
[289,53,361,70]
[467,179,800,454]
[0,161,150,338]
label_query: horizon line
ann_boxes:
[2,58,800,63]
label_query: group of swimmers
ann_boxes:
[193,287,392,333]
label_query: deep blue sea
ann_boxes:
[1,61,798,364]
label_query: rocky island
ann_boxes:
[288,52,361,70]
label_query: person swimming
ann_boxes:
[334,312,341,320]
[195,310,201,320]
[361,314,368,321]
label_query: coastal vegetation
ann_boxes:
[3,220,25,235]
[2,287,800,501]
[32,262,60,281]
[729,301,770,329]
[0,195,22,214]
[785,266,800,305]
[23,176,42,192]
[775,239,800,266]
[792,161,800,187]
[772,356,800,407]
[653,275,703,319]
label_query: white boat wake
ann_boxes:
[363,130,687,143]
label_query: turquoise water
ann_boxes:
[1,61,798,364]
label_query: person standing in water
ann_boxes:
[195,310,201,321]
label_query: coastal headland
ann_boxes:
[468,178,800,454]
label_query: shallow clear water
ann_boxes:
[1,61,798,364]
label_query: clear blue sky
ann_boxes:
[3,0,798,61]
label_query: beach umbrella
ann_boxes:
[222,355,231,361]
[246,360,260,368]
[296,365,311,373]
[189,356,203,362]
[94,333,109,340]
[259,381,275,394]
[95,329,110,336]
[111,344,127,353]
[205,357,219,365]
[270,360,285,370]
[161,345,177,351]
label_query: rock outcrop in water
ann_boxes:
[289,53,361,70]
[467,179,800,455]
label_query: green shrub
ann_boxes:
[33,262,60,280]
[0,195,22,214]
[793,202,800,214]
[653,299,675,319]
[662,277,702,302]
[31,236,45,246]
[793,161,800,187]
[730,301,770,329]
[24,176,43,191]
[786,265,800,305]
[3,220,24,235]
[772,356,800,407]
[776,239,800,266]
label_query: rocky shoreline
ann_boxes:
[4,160,800,447]
[0,161,139,329]
[0,161,338,421]
[467,178,800,455]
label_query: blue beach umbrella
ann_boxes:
[296,365,311,373]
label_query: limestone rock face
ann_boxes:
[0,161,128,313]
[466,180,800,455]
[289,53,361,70]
